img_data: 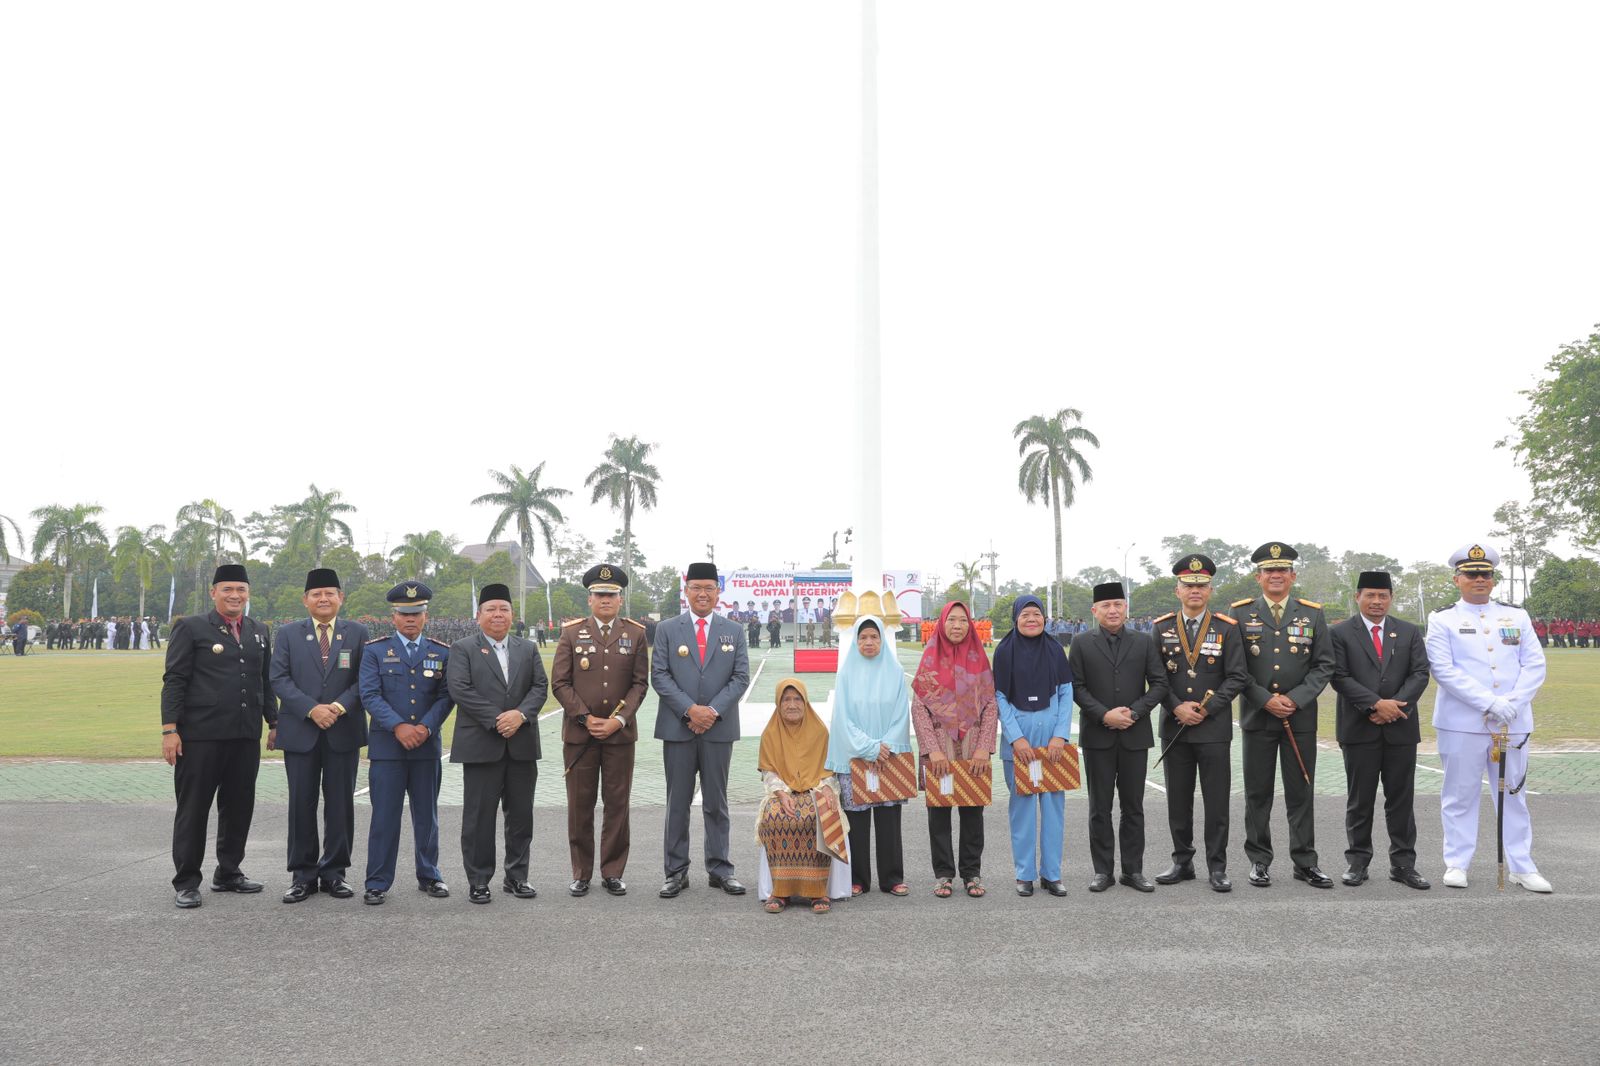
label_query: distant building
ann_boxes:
[457,542,546,589]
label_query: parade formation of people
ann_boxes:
[155,542,1559,910]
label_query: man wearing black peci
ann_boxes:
[1330,571,1432,889]
[1151,554,1249,892]
[160,564,276,909]
[1070,581,1168,893]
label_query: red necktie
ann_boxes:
[696,618,708,664]
[1371,624,1383,661]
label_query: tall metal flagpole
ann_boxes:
[855,0,882,594]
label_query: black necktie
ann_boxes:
[1185,618,1198,644]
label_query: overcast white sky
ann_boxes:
[4,2,1596,588]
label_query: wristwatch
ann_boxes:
[162,728,178,736]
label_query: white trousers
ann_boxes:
[1436,729,1534,873]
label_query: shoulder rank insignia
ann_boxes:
[426,636,450,647]
[1432,603,1453,613]
[1297,598,1321,609]
[1152,612,1175,624]
[366,636,387,644]
[622,617,645,629]
[1231,597,1254,608]
[563,618,584,627]
[1213,613,1237,624]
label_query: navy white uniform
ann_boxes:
[1426,544,1546,880]
[359,584,454,895]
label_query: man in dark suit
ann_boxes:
[269,568,369,903]
[652,562,750,898]
[160,564,276,909]
[1070,581,1168,893]
[1231,542,1336,889]
[552,564,650,897]
[1152,554,1249,892]
[1330,571,1431,889]
[446,582,548,904]
[358,581,454,904]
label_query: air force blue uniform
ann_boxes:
[360,630,454,892]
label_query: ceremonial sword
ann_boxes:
[1153,690,1214,769]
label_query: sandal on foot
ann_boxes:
[763,897,787,913]
[964,878,986,898]
[933,878,954,898]
[811,898,831,914]
[850,883,865,898]
[888,883,910,897]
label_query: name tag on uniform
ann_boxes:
[1459,627,1476,634]
[338,650,351,670]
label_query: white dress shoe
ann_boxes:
[1508,871,1553,893]
[1442,867,1469,888]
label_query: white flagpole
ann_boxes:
[471,579,478,616]
[167,574,175,621]
[91,575,99,618]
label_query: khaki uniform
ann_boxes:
[552,615,650,880]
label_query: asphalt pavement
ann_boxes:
[3,790,1596,1065]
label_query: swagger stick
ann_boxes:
[1282,718,1311,784]
[1153,690,1214,769]
[1493,726,1509,890]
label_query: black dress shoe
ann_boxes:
[210,875,263,894]
[469,884,491,904]
[570,879,591,897]
[1390,867,1431,890]
[363,889,386,905]
[708,875,746,896]
[1248,863,1272,887]
[1015,880,1034,897]
[659,873,688,898]
[1294,866,1334,888]
[602,877,626,896]
[417,879,450,898]
[1341,867,1369,886]
[320,878,355,899]
[1088,873,1114,893]
[175,888,202,909]
[1041,879,1068,897]
[281,881,317,904]
[502,878,537,898]
[1154,864,1195,885]
[1209,871,1232,892]
[1119,872,1156,893]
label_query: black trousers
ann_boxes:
[927,804,984,880]
[1342,740,1419,871]
[283,736,359,883]
[171,737,260,891]
[846,804,904,891]
[1085,744,1147,876]
[1242,727,1318,869]
[1162,740,1229,874]
[461,753,537,886]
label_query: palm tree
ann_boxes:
[175,499,247,570]
[955,560,983,611]
[473,462,570,622]
[30,503,109,618]
[111,525,173,623]
[1014,408,1101,613]
[0,512,24,563]
[389,530,459,580]
[283,484,356,565]
[585,435,661,616]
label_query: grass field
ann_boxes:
[2,645,1597,759]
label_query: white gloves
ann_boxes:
[1485,699,1518,726]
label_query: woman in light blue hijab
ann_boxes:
[825,615,913,896]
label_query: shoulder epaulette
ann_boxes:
[1231,597,1254,608]
[1297,598,1322,609]
[1432,603,1453,613]
[426,636,450,647]
[1153,612,1175,624]
[1214,613,1237,624]
[562,618,584,628]
[365,636,388,645]
[621,617,646,629]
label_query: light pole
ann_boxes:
[1121,542,1137,595]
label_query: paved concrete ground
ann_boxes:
[3,789,1596,1065]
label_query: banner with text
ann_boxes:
[680,569,924,624]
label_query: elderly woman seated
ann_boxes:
[756,677,850,913]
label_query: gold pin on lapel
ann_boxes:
[677,645,689,657]
[211,643,224,654]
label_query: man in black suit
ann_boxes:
[1152,554,1249,892]
[160,564,276,909]
[1070,581,1168,892]
[446,582,548,903]
[268,568,368,903]
[1330,571,1432,889]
